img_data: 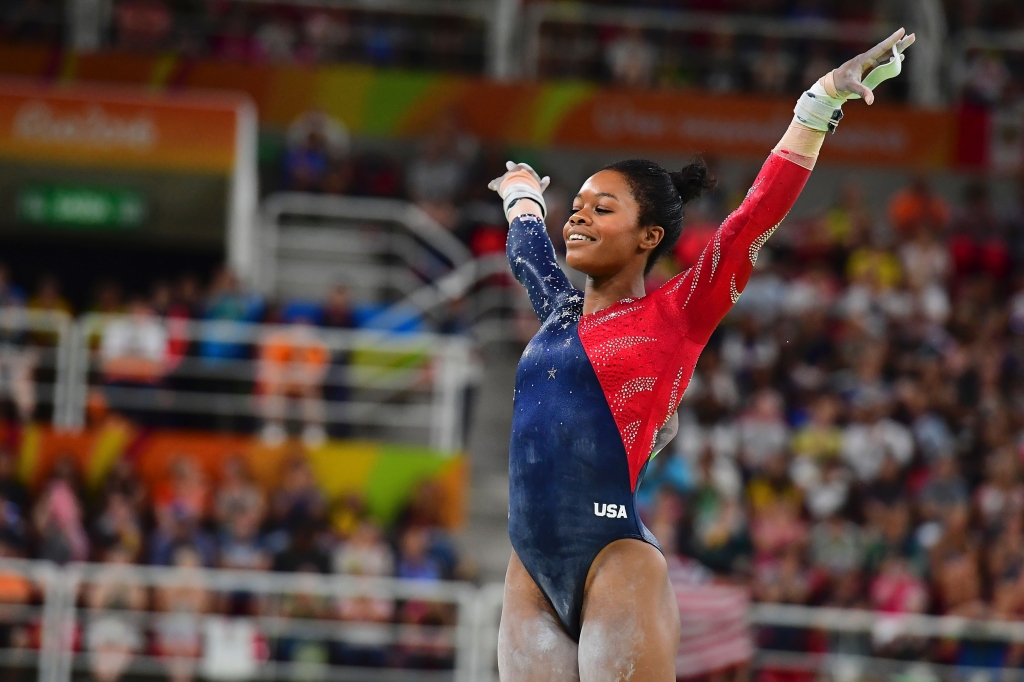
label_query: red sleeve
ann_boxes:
[655,152,811,342]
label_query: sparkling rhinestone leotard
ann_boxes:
[507,152,811,639]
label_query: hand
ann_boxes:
[832,28,916,105]
[487,161,550,198]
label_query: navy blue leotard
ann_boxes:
[506,153,811,639]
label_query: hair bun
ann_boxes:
[669,158,717,205]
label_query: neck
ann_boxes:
[582,268,647,315]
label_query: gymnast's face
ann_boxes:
[564,170,664,278]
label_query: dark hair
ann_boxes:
[602,158,717,274]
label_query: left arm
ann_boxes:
[658,27,915,343]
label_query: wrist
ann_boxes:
[507,198,544,222]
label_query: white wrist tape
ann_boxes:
[794,82,845,133]
[501,183,546,221]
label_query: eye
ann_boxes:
[595,207,611,214]
[571,205,582,213]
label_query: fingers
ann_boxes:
[896,33,916,54]
[539,176,551,192]
[852,82,874,105]
[867,27,905,61]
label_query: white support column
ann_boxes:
[488,0,523,81]
[226,99,261,286]
[908,0,948,106]
[65,0,107,51]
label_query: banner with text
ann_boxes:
[0,45,969,170]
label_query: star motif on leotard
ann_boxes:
[542,274,555,282]
[514,256,524,264]
[547,367,557,379]
[563,337,572,347]
[566,293,582,303]
[561,321,571,329]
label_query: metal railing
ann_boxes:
[10,559,1024,682]
[0,309,474,452]
[10,559,479,682]
[260,193,472,305]
[0,309,73,429]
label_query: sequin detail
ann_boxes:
[666,268,691,295]
[580,303,642,332]
[749,216,785,266]
[623,420,641,447]
[710,231,721,279]
[682,248,705,309]
[612,376,657,413]
[730,274,741,303]
[668,366,685,416]
[590,336,657,365]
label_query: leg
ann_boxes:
[498,551,580,682]
[578,539,680,682]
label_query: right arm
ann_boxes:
[506,213,575,321]
[490,162,576,322]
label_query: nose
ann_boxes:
[570,213,587,225]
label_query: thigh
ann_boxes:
[578,539,680,682]
[498,551,580,682]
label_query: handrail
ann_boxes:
[11,558,1024,682]
[261,193,473,298]
[751,602,1024,643]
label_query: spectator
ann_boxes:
[0,265,37,423]
[100,297,169,423]
[335,519,395,666]
[604,27,657,88]
[749,37,793,94]
[841,399,913,483]
[199,267,263,363]
[32,477,88,563]
[270,456,327,549]
[918,456,970,523]
[253,12,297,62]
[257,315,330,447]
[283,110,351,193]
[737,388,789,473]
[154,545,209,682]
[407,113,478,229]
[85,545,147,682]
[92,492,143,560]
[790,393,842,464]
[114,0,172,51]
[887,176,950,238]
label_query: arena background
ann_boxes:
[0,0,1022,680]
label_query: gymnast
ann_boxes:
[488,28,916,682]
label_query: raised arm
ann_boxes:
[657,27,915,343]
[489,161,575,321]
[507,214,575,321]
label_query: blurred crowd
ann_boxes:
[4,0,1024,105]
[0,447,466,678]
[631,168,1024,664]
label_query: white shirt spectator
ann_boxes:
[605,28,656,88]
[101,311,167,366]
[842,418,914,481]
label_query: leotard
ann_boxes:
[507,151,810,638]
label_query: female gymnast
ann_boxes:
[488,28,916,682]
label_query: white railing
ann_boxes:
[260,193,472,305]
[9,560,1024,682]
[0,309,474,452]
[0,309,74,429]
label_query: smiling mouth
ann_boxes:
[567,234,596,242]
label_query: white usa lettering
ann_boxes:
[593,503,628,519]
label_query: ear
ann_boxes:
[638,225,664,253]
